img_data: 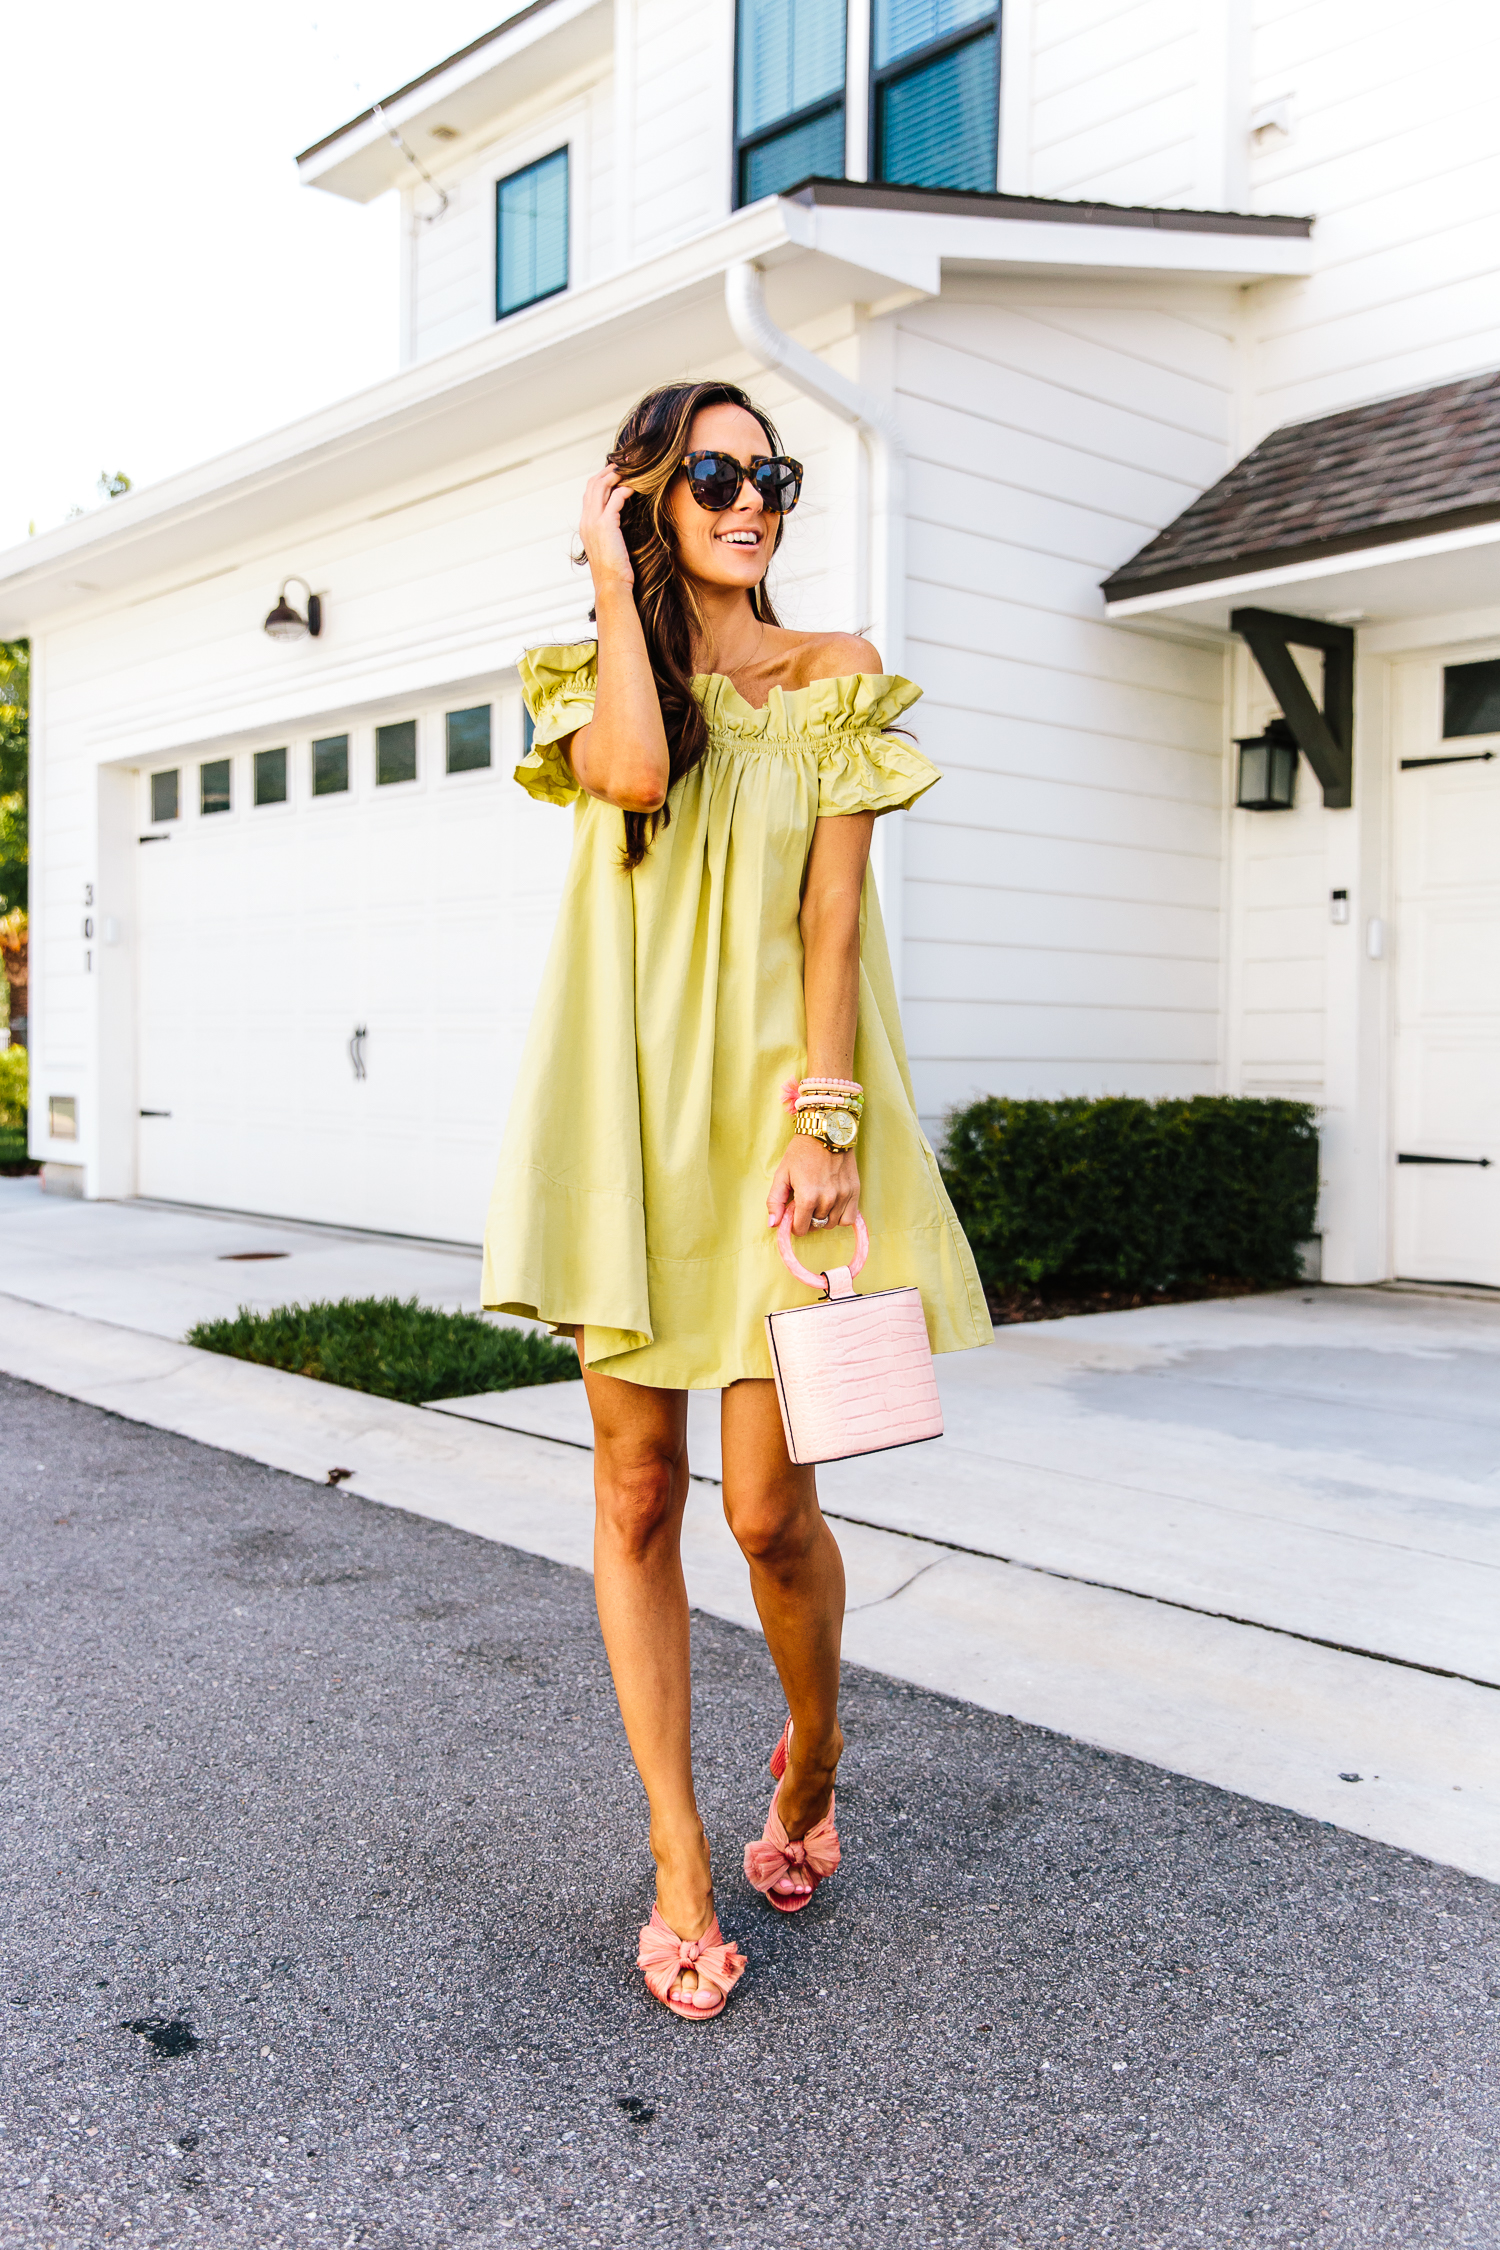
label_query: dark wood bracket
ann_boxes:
[1231,607,1355,809]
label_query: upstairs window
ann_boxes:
[736,0,847,206]
[496,149,569,319]
[873,0,999,191]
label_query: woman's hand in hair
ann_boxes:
[578,466,635,593]
[768,1139,861,1238]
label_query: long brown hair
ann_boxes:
[602,381,786,869]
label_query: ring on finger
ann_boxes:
[810,1216,830,1229]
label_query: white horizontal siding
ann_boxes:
[1028,0,1200,206]
[629,0,732,260]
[891,287,1233,1125]
[1244,0,1500,434]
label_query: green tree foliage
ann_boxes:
[940,1094,1320,1295]
[0,641,27,916]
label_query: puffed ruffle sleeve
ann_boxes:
[811,673,939,816]
[514,642,598,806]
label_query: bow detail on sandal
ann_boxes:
[743,1719,842,1912]
[637,1907,747,2020]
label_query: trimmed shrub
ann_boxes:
[187,1295,581,1405]
[939,1095,1319,1296]
[0,1042,25,1129]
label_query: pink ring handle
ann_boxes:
[776,1208,869,1293]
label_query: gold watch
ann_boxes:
[795,1107,859,1153]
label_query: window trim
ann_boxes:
[494,144,571,322]
[870,6,1001,191]
[732,0,848,210]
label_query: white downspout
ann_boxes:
[725,260,909,1000]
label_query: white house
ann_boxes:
[5,0,1498,1289]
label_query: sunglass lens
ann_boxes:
[754,459,801,514]
[688,455,740,510]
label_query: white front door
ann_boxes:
[1391,656,1500,1286]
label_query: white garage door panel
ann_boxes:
[1391,702,1500,1286]
[135,718,573,1244]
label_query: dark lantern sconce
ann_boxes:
[263,576,322,641]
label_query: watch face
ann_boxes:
[824,1109,858,1149]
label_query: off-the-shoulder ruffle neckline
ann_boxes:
[692,668,891,716]
[689,669,921,737]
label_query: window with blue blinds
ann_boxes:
[495,148,569,320]
[873,0,999,191]
[735,0,847,206]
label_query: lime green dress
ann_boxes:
[480,643,992,1388]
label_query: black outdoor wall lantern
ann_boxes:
[1231,608,1354,808]
[1235,716,1299,810]
[263,576,323,641]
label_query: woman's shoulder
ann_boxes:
[779,630,884,687]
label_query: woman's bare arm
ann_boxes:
[767,810,875,1236]
[565,469,671,812]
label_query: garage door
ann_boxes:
[1392,655,1500,1287]
[134,694,570,1243]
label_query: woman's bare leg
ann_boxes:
[720,1378,846,1892]
[580,1350,720,2005]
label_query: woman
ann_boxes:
[482,380,990,2019]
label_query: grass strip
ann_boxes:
[187,1295,580,1405]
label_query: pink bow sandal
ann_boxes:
[637,1906,747,2021]
[743,1719,842,1913]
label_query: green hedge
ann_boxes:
[187,1295,581,1406]
[939,1095,1319,1296]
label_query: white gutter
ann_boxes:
[725,260,910,999]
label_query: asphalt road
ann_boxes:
[1,1371,1496,2250]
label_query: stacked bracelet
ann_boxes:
[790,1076,864,1153]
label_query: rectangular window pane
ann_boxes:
[874,0,990,68]
[447,706,492,773]
[496,149,569,319]
[312,734,349,796]
[254,747,288,806]
[1443,658,1500,738]
[49,1095,77,1140]
[877,29,998,189]
[200,758,232,816]
[523,706,535,753]
[737,0,846,136]
[150,769,179,823]
[376,719,418,786]
[741,103,846,201]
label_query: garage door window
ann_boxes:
[313,734,350,796]
[201,759,232,815]
[150,770,179,823]
[377,720,418,786]
[254,747,288,805]
[447,706,492,773]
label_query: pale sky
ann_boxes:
[4,1,507,553]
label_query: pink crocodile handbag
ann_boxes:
[765,1211,944,1466]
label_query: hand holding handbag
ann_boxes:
[764,1210,944,1466]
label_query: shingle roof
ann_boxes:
[1102,368,1500,603]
